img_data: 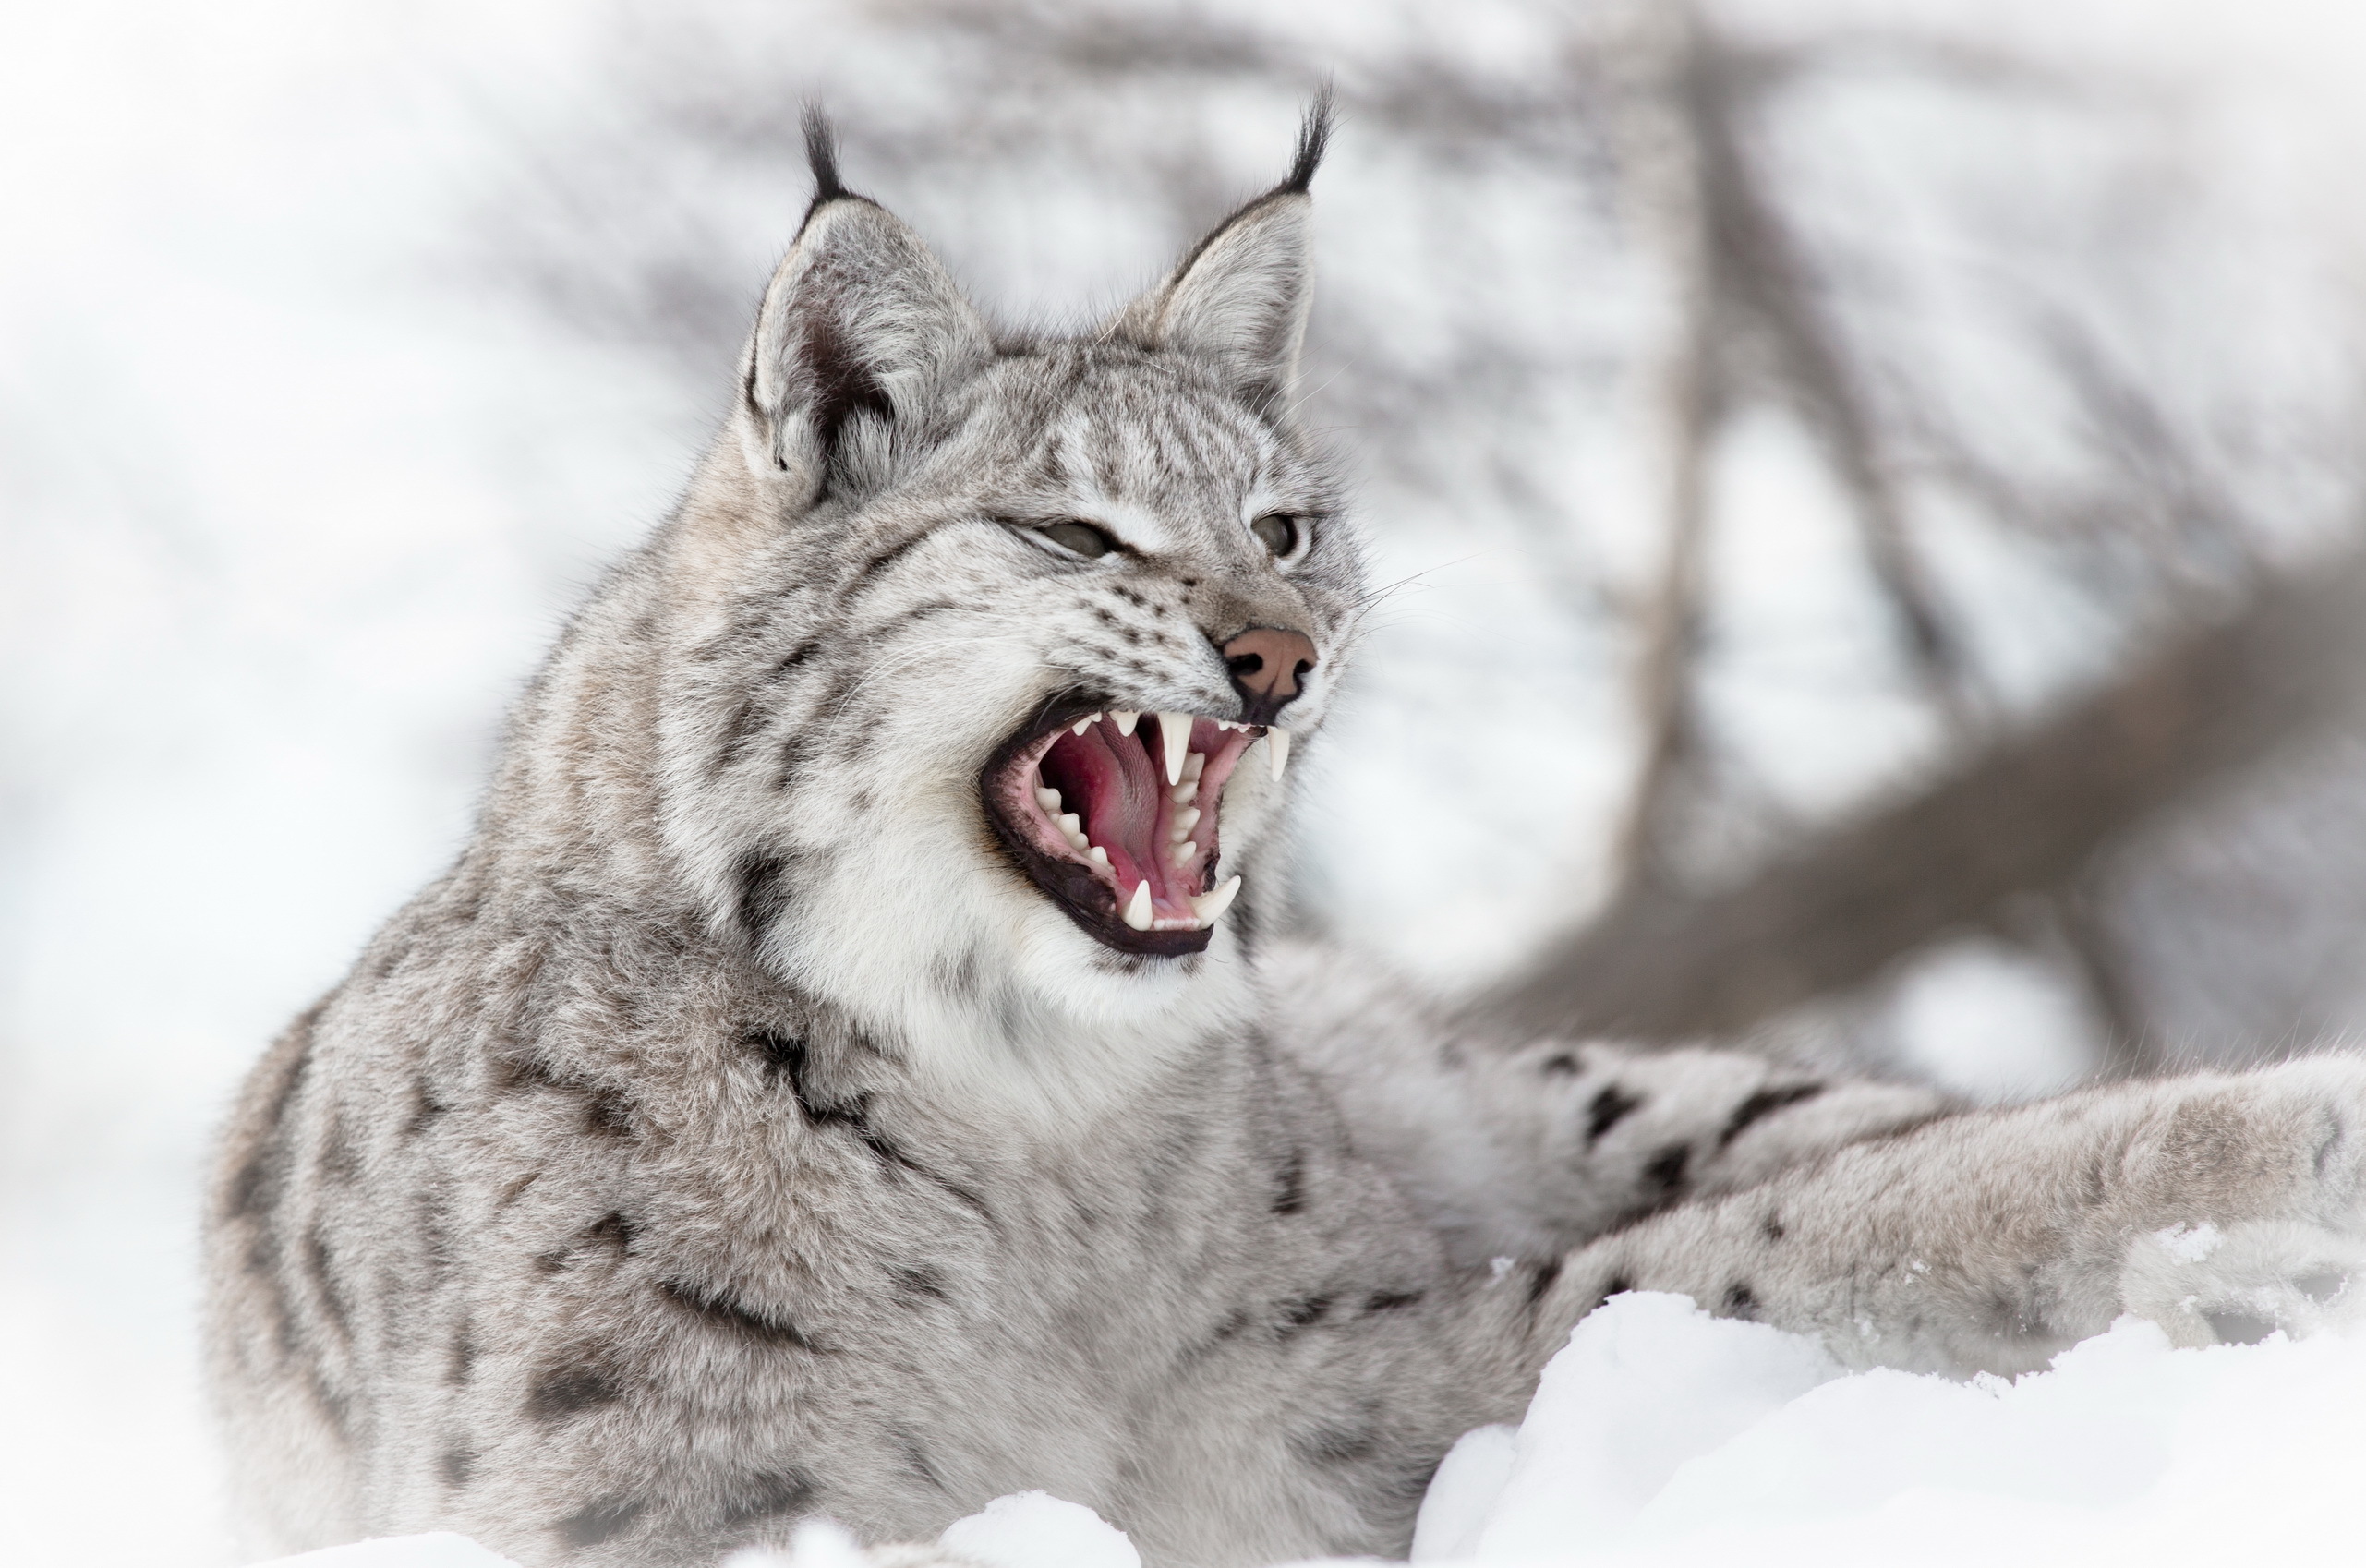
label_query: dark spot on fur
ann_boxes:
[659,1278,816,1349]
[767,640,819,682]
[1761,1212,1786,1244]
[1525,1258,1563,1309]
[491,1050,566,1095]
[740,1028,806,1085]
[308,1369,353,1439]
[439,1448,475,1489]
[1587,1084,1644,1145]
[736,853,793,939]
[718,1468,818,1528]
[1271,1146,1306,1215]
[585,1211,636,1254]
[1722,1283,1759,1320]
[1643,1143,1690,1194]
[1717,1083,1827,1150]
[893,1428,951,1493]
[891,1265,950,1303]
[714,699,767,777]
[557,1498,646,1550]
[449,1323,477,1386]
[1292,1400,1382,1465]
[320,1115,360,1184]
[585,1088,635,1140]
[1210,1307,1253,1343]
[1363,1289,1424,1313]
[526,1363,625,1423]
[307,1229,351,1342]
[1282,1295,1332,1329]
[845,526,935,595]
[404,1077,452,1138]
[1541,1052,1579,1075]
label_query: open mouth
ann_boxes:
[983,705,1286,956]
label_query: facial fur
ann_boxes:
[573,119,1370,1115]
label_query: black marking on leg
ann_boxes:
[1761,1212,1786,1244]
[526,1363,625,1424]
[1643,1142,1690,1194]
[558,1498,646,1550]
[439,1448,476,1490]
[1281,1295,1333,1329]
[714,698,767,778]
[1587,1084,1644,1145]
[1717,1083,1826,1150]
[449,1322,477,1386]
[1540,1052,1580,1075]
[1721,1283,1759,1320]
[658,1278,816,1349]
[404,1077,453,1138]
[893,1428,952,1493]
[1525,1257,1563,1309]
[736,853,793,938]
[1271,1145,1306,1215]
[308,1369,354,1440]
[1363,1289,1424,1313]
[585,1087,636,1140]
[718,1467,818,1529]
[1292,1400,1382,1465]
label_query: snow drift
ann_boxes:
[250,1291,2366,1568]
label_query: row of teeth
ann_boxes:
[1068,710,1292,784]
[1035,763,1239,931]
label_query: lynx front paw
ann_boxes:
[2119,1218,2366,1348]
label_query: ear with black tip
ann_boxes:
[739,112,994,504]
[1109,92,1332,415]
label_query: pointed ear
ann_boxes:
[1110,95,1332,415]
[740,114,993,504]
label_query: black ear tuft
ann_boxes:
[1280,86,1334,197]
[800,107,858,223]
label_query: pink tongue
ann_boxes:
[1044,726,1172,899]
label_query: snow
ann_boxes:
[238,1292,2366,1568]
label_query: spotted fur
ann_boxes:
[206,112,2366,1568]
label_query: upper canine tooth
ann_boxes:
[1112,711,1140,736]
[1036,786,1063,813]
[1122,880,1154,931]
[1268,728,1291,782]
[1189,874,1242,925]
[1157,713,1192,786]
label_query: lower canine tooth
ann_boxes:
[1189,874,1242,925]
[1268,728,1291,782]
[1122,880,1154,931]
[1158,713,1192,785]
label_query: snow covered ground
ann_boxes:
[252,1292,2366,1568]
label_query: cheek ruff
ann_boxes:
[981,706,1286,956]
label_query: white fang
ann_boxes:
[1158,713,1192,786]
[1268,728,1291,782]
[1189,875,1242,925]
[1122,880,1154,931]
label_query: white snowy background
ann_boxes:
[11,2,2366,1565]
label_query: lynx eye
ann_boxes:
[1250,513,1299,558]
[1041,521,1117,559]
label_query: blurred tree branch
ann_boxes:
[1480,547,2366,1042]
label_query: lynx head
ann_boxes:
[646,103,1364,1088]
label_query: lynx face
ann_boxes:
[651,119,1363,1075]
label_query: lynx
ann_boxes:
[206,107,2366,1568]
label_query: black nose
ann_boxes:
[1222,627,1318,727]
